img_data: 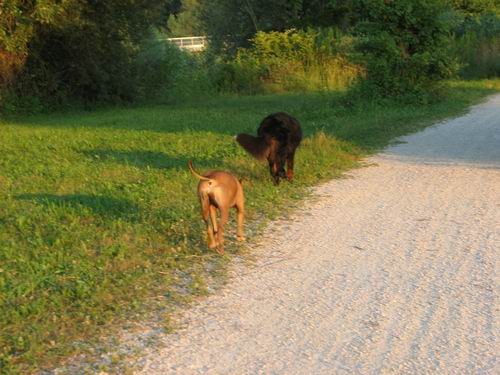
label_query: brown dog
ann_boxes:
[188,161,245,253]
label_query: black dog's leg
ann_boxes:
[277,147,288,182]
[268,159,280,185]
[286,149,296,181]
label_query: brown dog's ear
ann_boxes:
[235,134,270,162]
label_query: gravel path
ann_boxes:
[136,95,500,374]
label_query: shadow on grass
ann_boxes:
[81,149,224,171]
[15,194,139,218]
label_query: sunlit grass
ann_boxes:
[0,80,498,372]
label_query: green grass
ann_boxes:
[0,79,498,372]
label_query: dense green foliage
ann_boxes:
[353,0,459,98]
[452,9,500,78]
[0,0,180,110]
[1,0,498,111]
[134,30,215,102]
[213,28,361,94]
[198,0,499,56]
[199,0,359,54]
[450,0,499,16]
[167,0,204,36]
[0,0,77,103]
[197,0,498,99]
[1,80,498,372]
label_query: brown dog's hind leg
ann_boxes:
[236,201,245,242]
[209,205,218,238]
[202,199,217,249]
[215,207,229,254]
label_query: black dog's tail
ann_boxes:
[235,133,270,161]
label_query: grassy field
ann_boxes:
[0,80,499,372]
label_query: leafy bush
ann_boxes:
[0,1,179,113]
[198,0,363,56]
[209,61,266,94]
[451,12,500,78]
[354,0,459,99]
[213,29,362,94]
[134,31,215,103]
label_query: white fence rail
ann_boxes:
[163,36,207,52]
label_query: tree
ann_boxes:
[1,0,181,107]
[0,1,81,93]
[167,0,204,36]
[354,0,459,98]
[449,0,499,17]
[198,0,359,55]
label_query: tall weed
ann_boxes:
[451,13,500,78]
[214,29,362,94]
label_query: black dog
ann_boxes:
[236,112,302,185]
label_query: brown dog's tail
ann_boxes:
[188,160,211,181]
[235,133,270,162]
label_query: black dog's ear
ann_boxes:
[235,133,270,161]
